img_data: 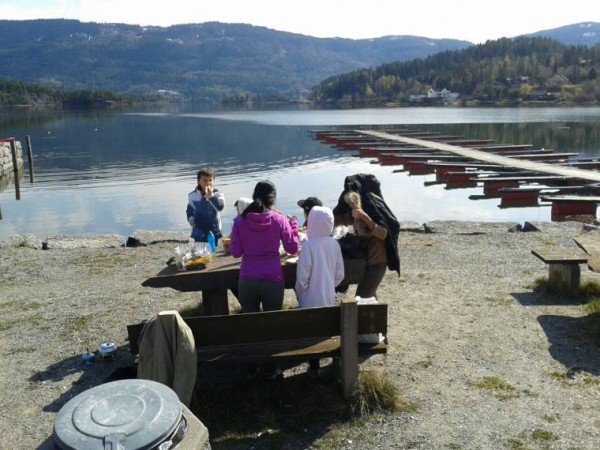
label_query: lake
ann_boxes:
[1,106,600,242]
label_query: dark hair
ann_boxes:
[243,180,277,217]
[197,167,215,180]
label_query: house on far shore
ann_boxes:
[546,74,570,88]
[409,88,459,105]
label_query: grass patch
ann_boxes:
[0,314,43,332]
[506,437,529,449]
[412,357,433,369]
[530,429,558,442]
[9,347,36,354]
[584,298,600,314]
[350,370,415,416]
[543,413,560,423]
[66,315,93,333]
[471,376,518,400]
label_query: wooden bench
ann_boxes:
[531,248,589,295]
[127,298,388,399]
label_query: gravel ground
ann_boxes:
[1,221,599,449]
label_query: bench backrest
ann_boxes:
[127,304,387,355]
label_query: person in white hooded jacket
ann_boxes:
[295,205,345,377]
[295,206,345,308]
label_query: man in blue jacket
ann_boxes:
[186,167,225,243]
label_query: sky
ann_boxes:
[0,0,598,44]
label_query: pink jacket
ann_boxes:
[230,210,299,282]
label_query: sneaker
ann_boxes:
[264,367,282,381]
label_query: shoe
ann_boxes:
[264,367,282,381]
[246,365,260,380]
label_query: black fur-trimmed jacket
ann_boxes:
[332,174,400,274]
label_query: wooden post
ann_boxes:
[9,138,21,200]
[340,297,358,399]
[201,290,229,316]
[26,135,34,183]
[9,138,19,175]
[549,263,581,296]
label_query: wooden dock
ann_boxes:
[359,131,600,183]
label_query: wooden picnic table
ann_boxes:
[142,251,366,316]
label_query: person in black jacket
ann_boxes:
[333,173,400,298]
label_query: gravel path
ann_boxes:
[1,221,599,449]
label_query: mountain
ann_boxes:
[0,19,471,101]
[525,22,600,46]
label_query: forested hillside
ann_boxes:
[0,19,470,102]
[310,37,600,105]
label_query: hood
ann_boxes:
[235,197,253,215]
[307,206,334,240]
[245,210,277,231]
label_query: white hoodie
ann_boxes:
[295,206,345,308]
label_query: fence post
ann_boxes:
[26,135,34,183]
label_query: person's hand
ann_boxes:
[205,184,213,197]
[351,208,368,221]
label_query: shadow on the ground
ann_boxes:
[190,361,350,450]
[537,312,600,376]
[512,290,588,306]
[31,353,351,449]
[28,344,136,413]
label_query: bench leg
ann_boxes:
[340,299,358,400]
[201,289,230,316]
[548,263,581,295]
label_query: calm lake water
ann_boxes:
[1,106,600,242]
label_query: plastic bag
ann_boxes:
[356,296,385,344]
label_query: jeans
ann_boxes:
[238,278,284,313]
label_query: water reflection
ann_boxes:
[1,107,600,241]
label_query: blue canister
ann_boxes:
[207,231,216,253]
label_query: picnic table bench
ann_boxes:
[127,298,388,399]
[531,248,589,295]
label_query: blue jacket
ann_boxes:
[186,187,225,242]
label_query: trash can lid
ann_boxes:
[53,379,182,450]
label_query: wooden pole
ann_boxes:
[9,138,19,175]
[340,297,358,400]
[26,135,34,183]
[9,138,21,200]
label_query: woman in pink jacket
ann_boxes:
[230,180,299,312]
[230,180,299,380]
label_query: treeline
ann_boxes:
[0,79,126,107]
[310,37,600,105]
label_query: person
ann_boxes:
[229,180,299,379]
[186,167,225,244]
[295,205,345,378]
[297,196,323,227]
[333,173,400,299]
[234,197,253,216]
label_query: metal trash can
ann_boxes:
[53,379,209,449]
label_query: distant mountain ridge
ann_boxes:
[0,19,470,101]
[0,19,597,103]
[525,22,600,46]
